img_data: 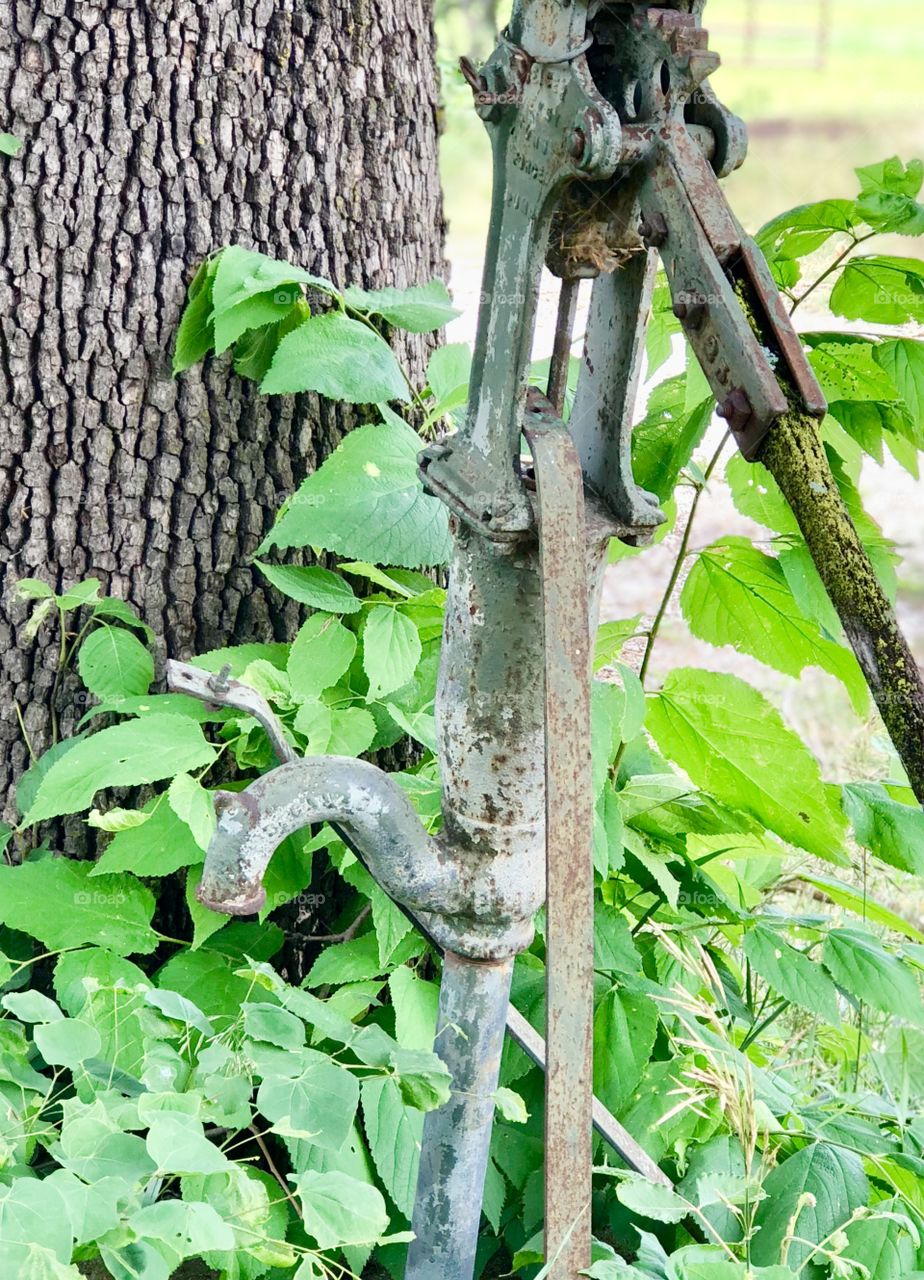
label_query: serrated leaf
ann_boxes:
[843,781,924,875]
[23,715,216,824]
[831,256,924,326]
[256,1048,359,1148]
[262,310,408,401]
[823,928,924,1025]
[647,670,847,862]
[168,773,216,853]
[593,985,659,1116]
[211,245,334,314]
[856,157,924,235]
[743,924,840,1023]
[256,562,361,612]
[93,797,203,877]
[750,1143,868,1273]
[173,257,218,373]
[292,1169,389,1248]
[363,606,422,700]
[615,1177,690,1224]
[263,420,451,567]
[681,538,867,715]
[0,860,157,954]
[146,1114,230,1174]
[361,1076,422,1217]
[342,280,459,332]
[288,612,357,698]
[426,341,471,401]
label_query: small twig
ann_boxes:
[250,1124,302,1217]
[301,902,371,943]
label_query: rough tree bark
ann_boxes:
[0,0,445,822]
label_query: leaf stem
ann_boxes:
[638,431,730,687]
[789,230,877,315]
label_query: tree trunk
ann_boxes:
[0,0,445,822]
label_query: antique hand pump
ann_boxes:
[168,1,924,1277]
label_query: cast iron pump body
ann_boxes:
[170,3,827,1277]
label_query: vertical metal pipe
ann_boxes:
[407,952,514,1280]
[547,278,580,417]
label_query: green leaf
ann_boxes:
[262,310,408,401]
[0,133,22,157]
[632,379,713,501]
[802,873,924,942]
[742,924,840,1023]
[263,420,452,567]
[328,707,378,756]
[594,910,642,976]
[361,1076,422,1217]
[843,782,924,875]
[0,1179,74,1262]
[0,860,157,954]
[874,339,924,447]
[856,157,924,235]
[841,1200,917,1280]
[53,948,148,1015]
[614,1177,691,1224]
[2,989,64,1021]
[146,1113,230,1174]
[681,538,867,715]
[831,256,924,326]
[646,670,848,862]
[363,606,422,700]
[211,245,334,314]
[288,612,357,698]
[342,280,459,332]
[167,773,216,853]
[214,287,304,355]
[23,715,216,824]
[173,257,218,374]
[426,342,471,406]
[92,797,203,877]
[87,806,151,833]
[595,617,642,671]
[58,1121,155,1185]
[823,928,924,1025]
[757,199,859,267]
[255,1047,359,1148]
[306,932,384,987]
[56,578,102,611]
[77,627,154,698]
[256,561,361,612]
[593,985,659,1116]
[750,1143,868,1273]
[34,1018,102,1067]
[292,1169,389,1248]
[244,1001,306,1050]
[388,966,438,1051]
[129,1200,236,1259]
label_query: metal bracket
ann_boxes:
[524,401,595,1277]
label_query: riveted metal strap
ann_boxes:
[524,407,595,1279]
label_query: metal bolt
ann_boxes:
[208,663,233,695]
[639,213,668,248]
[570,128,587,161]
[717,388,754,434]
[672,294,706,329]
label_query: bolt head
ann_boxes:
[639,213,669,248]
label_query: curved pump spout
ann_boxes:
[199,757,463,920]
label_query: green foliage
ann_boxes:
[6,163,924,1278]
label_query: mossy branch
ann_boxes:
[735,282,924,805]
